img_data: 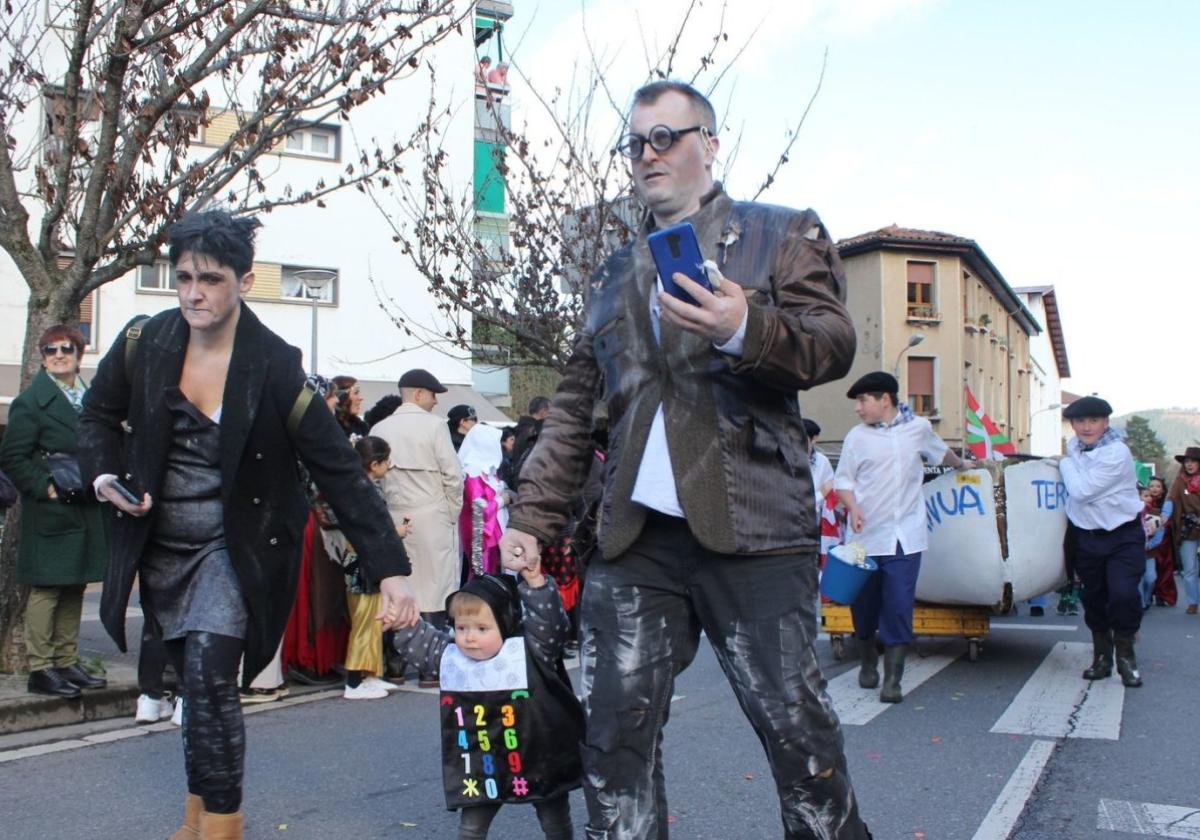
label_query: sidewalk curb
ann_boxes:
[0,682,143,736]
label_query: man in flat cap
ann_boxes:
[1058,395,1145,686]
[370,369,463,685]
[834,371,972,702]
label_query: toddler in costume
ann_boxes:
[392,554,582,839]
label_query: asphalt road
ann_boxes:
[3,596,1198,839]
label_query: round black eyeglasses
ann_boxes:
[613,124,706,160]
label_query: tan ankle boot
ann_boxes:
[168,793,202,839]
[198,810,243,839]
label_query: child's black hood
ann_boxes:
[447,574,523,639]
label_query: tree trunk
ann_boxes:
[0,509,29,674]
[0,296,83,673]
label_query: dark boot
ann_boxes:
[27,667,81,698]
[880,645,907,703]
[1113,634,1143,687]
[857,639,879,689]
[1082,630,1113,680]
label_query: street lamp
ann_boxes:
[292,269,336,375]
[1031,402,1061,418]
[893,333,925,378]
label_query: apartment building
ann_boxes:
[803,225,1041,455]
[0,1,510,425]
[1013,286,1071,455]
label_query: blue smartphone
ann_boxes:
[647,222,712,307]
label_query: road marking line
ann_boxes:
[0,738,90,763]
[990,642,1124,739]
[990,623,1079,632]
[82,728,149,745]
[1098,798,1200,837]
[970,739,1056,840]
[826,644,957,725]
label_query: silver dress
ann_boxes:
[139,388,247,640]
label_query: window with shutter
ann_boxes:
[907,356,936,416]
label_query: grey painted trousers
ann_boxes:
[579,513,869,839]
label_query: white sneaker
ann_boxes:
[171,697,184,726]
[343,682,389,700]
[135,693,166,723]
[362,676,401,693]
[158,695,175,720]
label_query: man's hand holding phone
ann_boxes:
[658,260,748,346]
[98,476,153,517]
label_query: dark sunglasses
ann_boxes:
[613,124,707,161]
[41,343,76,357]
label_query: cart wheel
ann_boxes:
[968,639,982,662]
[831,636,846,660]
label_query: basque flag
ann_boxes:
[964,386,1016,460]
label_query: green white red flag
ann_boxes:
[964,387,1016,460]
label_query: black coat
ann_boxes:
[78,305,410,680]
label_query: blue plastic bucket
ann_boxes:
[820,547,878,605]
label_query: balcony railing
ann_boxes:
[906,307,942,324]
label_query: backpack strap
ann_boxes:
[287,383,316,437]
[123,317,150,383]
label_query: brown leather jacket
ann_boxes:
[509,186,855,559]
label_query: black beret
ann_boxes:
[803,418,821,438]
[397,368,447,393]
[846,371,899,399]
[1062,396,1112,419]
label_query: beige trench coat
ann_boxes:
[371,404,463,611]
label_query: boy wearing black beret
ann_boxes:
[1058,396,1145,686]
[834,371,972,702]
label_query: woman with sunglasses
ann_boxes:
[0,325,108,698]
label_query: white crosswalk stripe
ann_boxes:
[990,641,1125,739]
[1098,798,1200,838]
[826,643,958,725]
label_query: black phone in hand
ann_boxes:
[109,479,141,506]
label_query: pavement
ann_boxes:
[0,583,340,737]
[3,583,1198,838]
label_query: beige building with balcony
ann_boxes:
[803,225,1040,456]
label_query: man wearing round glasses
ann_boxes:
[502,81,868,838]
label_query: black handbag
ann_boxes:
[45,452,87,505]
[0,468,17,509]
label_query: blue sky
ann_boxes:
[506,0,1199,415]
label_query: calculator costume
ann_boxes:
[393,574,582,838]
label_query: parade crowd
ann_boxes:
[0,79,1183,840]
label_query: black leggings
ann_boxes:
[138,612,169,699]
[164,632,246,814]
[458,794,573,840]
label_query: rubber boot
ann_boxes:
[168,793,202,840]
[879,645,907,703]
[858,639,879,689]
[198,810,242,840]
[1113,634,1143,687]
[1082,630,1113,680]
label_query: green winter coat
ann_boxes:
[0,369,107,586]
